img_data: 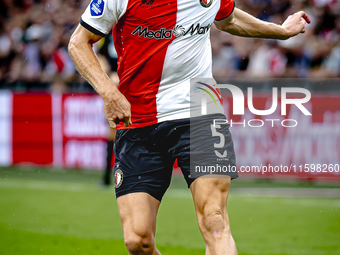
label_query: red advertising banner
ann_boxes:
[12,93,53,165]
[0,91,339,180]
[59,94,109,169]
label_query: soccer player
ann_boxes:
[69,0,310,254]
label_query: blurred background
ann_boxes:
[0,0,339,255]
[0,0,340,91]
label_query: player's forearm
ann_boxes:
[68,29,118,97]
[216,8,289,40]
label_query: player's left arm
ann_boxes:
[214,8,311,40]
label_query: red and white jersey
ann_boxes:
[81,0,235,129]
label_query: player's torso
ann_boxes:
[112,0,221,128]
[113,0,219,81]
[123,0,219,37]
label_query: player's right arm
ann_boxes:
[68,0,131,128]
[68,26,131,128]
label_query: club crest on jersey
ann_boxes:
[114,169,123,188]
[200,0,212,8]
[90,0,105,17]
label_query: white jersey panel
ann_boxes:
[156,0,223,122]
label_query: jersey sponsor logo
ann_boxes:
[173,25,185,37]
[200,0,213,8]
[90,0,105,17]
[141,0,154,5]
[132,23,212,39]
[132,27,173,39]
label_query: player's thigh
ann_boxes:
[114,125,174,201]
[190,176,231,214]
[176,113,238,188]
[117,192,160,241]
[187,114,235,208]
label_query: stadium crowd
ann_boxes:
[0,0,339,91]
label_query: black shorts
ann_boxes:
[113,113,238,201]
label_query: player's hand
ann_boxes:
[281,11,311,39]
[101,85,132,128]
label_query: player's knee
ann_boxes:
[202,205,224,230]
[124,232,154,254]
[200,204,230,239]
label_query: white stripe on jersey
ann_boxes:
[156,0,224,123]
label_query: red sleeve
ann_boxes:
[215,0,235,21]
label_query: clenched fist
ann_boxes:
[101,84,132,128]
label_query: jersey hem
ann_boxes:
[116,112,190,130]
[116,119,159,130]
[80,18,107,37]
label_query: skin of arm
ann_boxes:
[68,25,131,128]
[214,8,311,40]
